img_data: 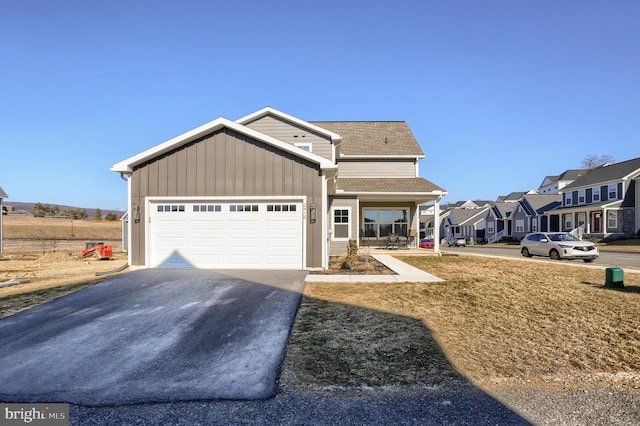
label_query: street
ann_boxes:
[442,244,640,270]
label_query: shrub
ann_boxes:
[342,239,359,270]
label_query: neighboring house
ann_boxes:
[550,157,640,238]
[510,194,562,241]
[443,206,490,243]
[496,190,537,202]
[111,107,447,270]
[538,169,587,194]
[0,186,7,255]
[485,202,517,243]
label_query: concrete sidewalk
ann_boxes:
[305,254,443,283]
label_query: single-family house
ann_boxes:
[443,206,490,244]
[485,202,517,243]
[538,169,588,194]
[550,157,640,238]
[0,186,7,255]
[111,107,447,270]
[510,194,562,241]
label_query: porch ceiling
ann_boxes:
[552,200,622,214]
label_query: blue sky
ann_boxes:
[1,0,638,212]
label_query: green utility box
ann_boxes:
[605,267,624,288]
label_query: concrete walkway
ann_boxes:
[305,254,443,283]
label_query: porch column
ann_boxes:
[433,196,441,254]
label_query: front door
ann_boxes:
[593,213,601,233]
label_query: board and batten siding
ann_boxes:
[244,114,334,161]
[337,159,417,178]
[129,128,325,268]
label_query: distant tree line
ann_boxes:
[31,203,119,221]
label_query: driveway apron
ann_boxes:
[0,269,306,406]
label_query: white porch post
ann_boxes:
[433,196,441,254]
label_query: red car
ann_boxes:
[419,238,434,249]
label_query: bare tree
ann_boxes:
[581,154,614,170]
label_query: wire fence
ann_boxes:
[3,239,123,254]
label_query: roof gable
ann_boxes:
[236,107,342,143]
[0,186,7,199]
[111,117,336,173]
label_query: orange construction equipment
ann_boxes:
[81,242,113,260]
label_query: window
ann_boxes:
[564,214,573,229]
[531,219,537,232]
[230,204,259,212]
[515,220,524,232]
[267,204,297,212]
[157,204,185,212]
[578,190,585,204]
[193,204,221,212]
[593,187,600,202]
[607,211,617,229]
[565,193,572,206]
[332,208,350,240]
[608,184,617,200]
[294,143,312,152]
[487,221,494,234]
[363,208,409,237]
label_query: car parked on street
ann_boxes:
[448,236,466,247]
[419,238,434,249]
[520,232,598,262]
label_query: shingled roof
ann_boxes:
[563,157,640,190]
[336,178,445,193]
[311,121,425,157]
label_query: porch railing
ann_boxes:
[487,230,505,244]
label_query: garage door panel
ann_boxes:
[150,201,303,269]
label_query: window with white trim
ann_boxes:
[592,187,600,202]
[515,220,525,232]
[487,221,494,234]
[565,193,572,206]
[607,211,617,229]
[294,143,312,152]
[363,208,409,237]
[608,184,617,200]
[564,214,573,229]
[578,189,585,204]
[332,208,350,240]
[531,219,537,232]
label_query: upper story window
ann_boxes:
[608,184,617,200]
[294,143,312,152]
[565,193,572,206]
[578,189,586,204]
[592,187,600,202]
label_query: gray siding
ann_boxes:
[328,197,358,256]
[338,159,416,178]
[130,128,325,268]
[244,115,334,161]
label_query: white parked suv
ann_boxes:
[520,232,599,263]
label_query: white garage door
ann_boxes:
[149,200,304,269]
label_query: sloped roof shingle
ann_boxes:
[311,121,424,157]
[336,178,445,193]
[563,157,640,190]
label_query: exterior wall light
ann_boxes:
[133,204,141,223]
[309,203,317,224]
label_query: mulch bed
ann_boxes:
[312,255,395,275]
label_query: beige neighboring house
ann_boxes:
[0,186,7,255]
[111,107,447,270]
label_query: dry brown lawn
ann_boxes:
[296,255,640,392]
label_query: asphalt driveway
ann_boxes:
[0,269,306,406]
